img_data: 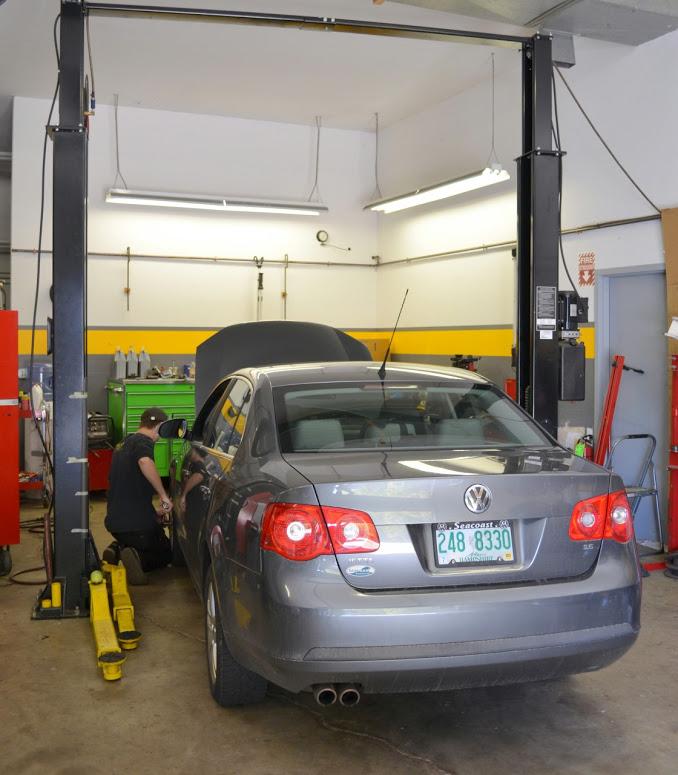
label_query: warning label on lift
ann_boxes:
[536,286,557,330]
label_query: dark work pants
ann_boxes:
[112,525,172,572]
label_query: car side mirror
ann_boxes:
[158,418,188,439]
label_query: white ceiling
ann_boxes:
[1,0,672,150]
[0,0,531,147]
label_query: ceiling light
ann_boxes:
[364,167,510,214]
[105,188,328,216]
[366,53,511,215]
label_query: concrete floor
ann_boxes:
[2,499,677,775]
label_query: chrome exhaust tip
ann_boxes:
[313,685,338,706]
[338,684,361,707]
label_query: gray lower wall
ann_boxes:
[20,350,595,440]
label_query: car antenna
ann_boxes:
[378,289,409,381]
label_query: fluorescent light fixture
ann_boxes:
[105,188,328,216]
[365,167,510,215]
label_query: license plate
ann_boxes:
[433,520,515,567]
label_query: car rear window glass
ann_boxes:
[273,381,553,452]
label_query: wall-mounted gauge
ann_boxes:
[316,230,329,245]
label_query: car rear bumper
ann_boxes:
[254,623,637,694]
[219,542,641,694]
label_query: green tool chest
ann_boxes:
[107,379,195,476]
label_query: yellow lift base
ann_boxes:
[89,564,142,681]
[102,561,142,650]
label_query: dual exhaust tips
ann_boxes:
[313,683,361,707]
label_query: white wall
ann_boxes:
[376,31,678,325]
[11,29,678,333]
[11,97,378,329]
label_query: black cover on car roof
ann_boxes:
[195,321,372,408]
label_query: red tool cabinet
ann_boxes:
[0,310,20,549]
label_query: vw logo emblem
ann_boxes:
[464,484,492,514]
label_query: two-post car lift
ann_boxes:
[38,1,562,616]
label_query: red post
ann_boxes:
[668,356,678,552]
[593,355,625,467]
[0,311,20,548]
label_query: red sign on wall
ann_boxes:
[578,251,595,286]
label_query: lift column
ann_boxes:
[36,0,92,617]
[516,34,561,436]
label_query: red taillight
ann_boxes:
[322,506,380,554]
[604,489,634,543]
[569,493,608,540]
[260,503,332,561]
[260,503,380,561]
[568,489,634,544]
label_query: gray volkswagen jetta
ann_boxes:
[169,358,641,708]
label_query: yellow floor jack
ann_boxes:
[89,562,142,681]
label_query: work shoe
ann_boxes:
[102,542,120,564]
[120,547,149,586]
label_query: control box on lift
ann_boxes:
[558,290,588,401]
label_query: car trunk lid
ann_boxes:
[283,447,611,590]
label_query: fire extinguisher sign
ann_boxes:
[578,251,595,286]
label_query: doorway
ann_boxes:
[596,269,667,545]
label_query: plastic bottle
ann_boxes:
[114,348,126,380]
[126,347,139,378]
[138,347,151,379]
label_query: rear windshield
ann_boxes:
[273,381,553,452]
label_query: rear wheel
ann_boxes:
[204,571,267,707]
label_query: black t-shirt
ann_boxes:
[105,433,157,533]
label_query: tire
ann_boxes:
[170,512,186,567]
[204,570,267,707]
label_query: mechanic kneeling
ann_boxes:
[103,407,173,584]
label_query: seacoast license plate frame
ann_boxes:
[433,520,516,568]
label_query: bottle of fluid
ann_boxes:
[114,348,127,380]
[126,347,139,378]
[138,347,151,379]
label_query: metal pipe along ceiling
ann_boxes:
[12,213,659,268]
[84,3,529,47]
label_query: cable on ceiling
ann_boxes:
[374,112,383,199]
[113,93,129,189]
[551,71,578,297]
[486,52,500,169]
[307,115,322,202]
[554,66,660,214]
[29,12,60,488]
[86,9,96,110]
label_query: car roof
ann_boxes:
[237,361,491,388]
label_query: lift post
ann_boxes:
[516,34,561,435]
[35,0,93,618]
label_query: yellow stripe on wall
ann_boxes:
[348,327,595,359]
[19,325,595,359]
[18,328,219,356]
